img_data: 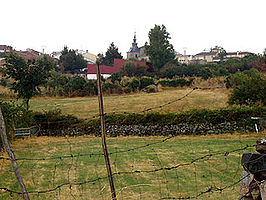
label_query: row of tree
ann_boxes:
[58,24,175,73]
[1,24,265,109]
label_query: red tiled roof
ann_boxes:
[87,64,119,74]
[15,50,41,60]
[0,45,6,51]
[87,59,149,75]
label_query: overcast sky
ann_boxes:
[1,0,265,57]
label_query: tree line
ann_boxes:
[0,24,265,108]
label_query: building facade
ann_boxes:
[176,46,252,65]
[127,33,148,60]
[127,32,141,59]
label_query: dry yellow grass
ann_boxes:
[29,88,230,119]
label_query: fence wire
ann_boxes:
[0,86,265,199]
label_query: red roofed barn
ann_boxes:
[87,59,149,79]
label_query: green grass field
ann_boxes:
[0,134,263,200]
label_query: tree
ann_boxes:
[218,49,227,61]
[120,62,146,77]
[2,53,54,109]
[101,42,123,66]
[59,46,87,73]
[108,72,122,84]
[227,68,266,105]
[145,24,176,70]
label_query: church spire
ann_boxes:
[128,31,140,53]
[127,31,141,59]
[133,31,136,43]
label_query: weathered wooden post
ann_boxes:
[96,61,117,200]
[0,107,30,200]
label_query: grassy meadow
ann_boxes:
[1,79,262,199]
[0,134,263,200]
[28,88,230,119]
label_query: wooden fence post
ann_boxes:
[0,107,30,200]
[96,62,117,200]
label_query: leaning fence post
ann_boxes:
[0,107,30,200]
[96,62,117,200]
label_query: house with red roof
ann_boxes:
[87,59,149,79]
[15,49,42,60]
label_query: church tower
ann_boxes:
[127,32,140,59]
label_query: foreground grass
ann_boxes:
[0,133,263,199]
[28,88,230,119]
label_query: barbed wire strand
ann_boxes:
[1,86,263,199]
[0,143,255,196]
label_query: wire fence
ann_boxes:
[0,86,265,199]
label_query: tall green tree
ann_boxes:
[2,53,55,109]
[145,24,176,70]
[59,46,87,73]
[101,42,123,66]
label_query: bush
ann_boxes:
[0,78,7,87]
[146,85,158,93]
[46,74,98,97]
[33,109,82,136]
[160,63,181,78]
[108,72,122,84]
[158,78,194,87]
[227,69,266,105]
[139,77,155,89]
[123,87,132,94]
[126,79,140,92]
[0,101,34,149]
[95,106,266,126]
[120,62,147,77]
[102,83,122,94]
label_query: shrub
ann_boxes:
[146,85,158,93]
[102,83,122,94]
[0,78,7,87]
[98,106,265,126]
[127,79,140,92]
[139,77,155,89]
[159,63,181,79]
[46,74,98,97]
[120,62,147,77]
[158,78,194,87]
[123,87,132,94]
[227,69,266,105]
[33,109,82,136]
[0,101,34,149]
[108,72,122,84]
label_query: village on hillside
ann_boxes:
[0,32,253,80]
